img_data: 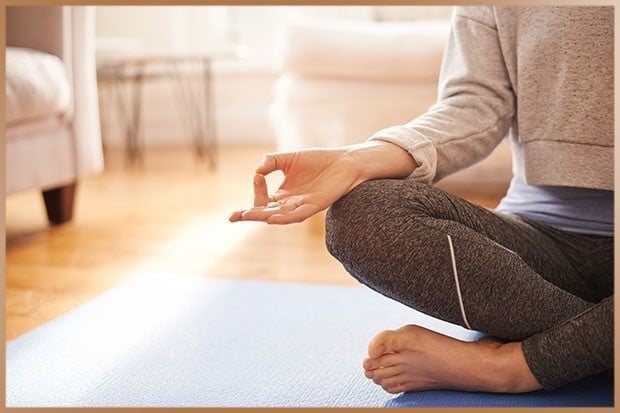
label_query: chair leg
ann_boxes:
[42,182,77,225]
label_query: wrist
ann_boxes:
[343,140,417,183]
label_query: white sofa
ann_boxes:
[270,6,512,197]
[5,6,103,224]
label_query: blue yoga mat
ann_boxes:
[6,275,613,407]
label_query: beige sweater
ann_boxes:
[370,6,613,191]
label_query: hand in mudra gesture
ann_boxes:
[229,147,364,225]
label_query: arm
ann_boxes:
[370,6,516,184]
[230,6,514,225]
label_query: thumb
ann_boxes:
[253,174,269,207]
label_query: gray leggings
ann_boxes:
[325,179,613,390]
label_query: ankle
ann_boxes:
[493,341,542,393]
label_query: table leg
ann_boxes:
[169,59,217,170]
[112,67,144,166]
[203,57,217,169]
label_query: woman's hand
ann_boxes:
[229,141,417,225]
[229,147,365,224]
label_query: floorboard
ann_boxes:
[5,145,503,341]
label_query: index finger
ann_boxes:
[256,153,280,176]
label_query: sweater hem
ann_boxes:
[522,141,613,191]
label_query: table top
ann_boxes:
[97,50,242,80]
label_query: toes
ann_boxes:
[368,325,425,359]
[367,329,396,359]
[385,380,417,394]
[372,374,411,394]
[365,367,422,394]
[379,373,408,390]
[363,353,402,371]
[365,364,402,382]
[363,357,376,371]
[385,385,402,394]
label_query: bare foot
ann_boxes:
[363,324,541,394]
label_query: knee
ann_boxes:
[325,179,430,268]
[326,179,392,258]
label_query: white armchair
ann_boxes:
[5,6,103,224]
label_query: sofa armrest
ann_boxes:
[6,6,103,176]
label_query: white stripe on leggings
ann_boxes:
[447,235,472,330]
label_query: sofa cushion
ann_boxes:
[271,74,439,150]
[5,46,71,126]
[280,19,450,82]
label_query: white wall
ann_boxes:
[96,6,233,63]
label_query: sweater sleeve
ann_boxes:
[368,6,516,184]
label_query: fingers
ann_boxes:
[229,173,270,222]
[228,209,244,222]
[265,203,319,224]
[231,201,320,225]
[255,154,277,176]
[230,152,302,224]
[255,151,294,176]
[253,174,269,207]
[242,202,293,220]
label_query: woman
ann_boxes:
[230,6,613,393]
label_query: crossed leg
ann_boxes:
[325,179,612,392]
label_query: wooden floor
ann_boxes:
[5,145,502,341]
